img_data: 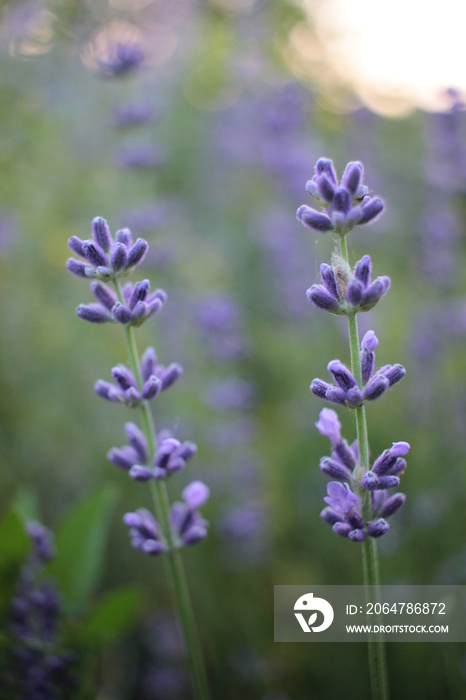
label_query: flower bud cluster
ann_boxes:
[311,331,405,408]
[124,482,210,553]
[296,159,384,236]
[307,255,390,315]
[317,409,408,541]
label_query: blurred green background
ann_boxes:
[0,0,464,698]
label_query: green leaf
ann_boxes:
[0,508,30,616]
[80,586,142,647]
[47,485,119,613]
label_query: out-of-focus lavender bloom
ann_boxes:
[311,332,405,408]
[297,159,384,236]
[204,378,255,411]
[116,143,165,170]
[98,42,145,77]
[66,217,149,282]
[306,255,390,315]
[196,294,247,360]
[111,103,160,128]
[170,483,210,547]
[9,523,76,697]
[124,509,167,555]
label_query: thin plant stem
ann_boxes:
[114,280,211,700]
[339,236,389,700]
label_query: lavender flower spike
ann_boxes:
[67,215,212,697]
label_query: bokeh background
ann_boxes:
[0,1,465,698]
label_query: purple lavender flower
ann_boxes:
[297,159,384,236]
[316,408,408,540]
[170,482,210,547]
[311,332,405,408]
[306,255,390,315]
[123,509,167,555]
[66,217,149,283]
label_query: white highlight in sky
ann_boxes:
[305,0,466,113]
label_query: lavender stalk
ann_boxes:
[67,217,210,700]
[298,159,409,700]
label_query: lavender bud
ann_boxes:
[107,446,138,470]
[316,157,337,183]
[160,363,183,390]
[320,264,340,300]
[126,238,148,267]
[385,364,406,386]
[95,380,120,402]
[346,386,364,407]
[68,236,85,257]
[310,378,331,400]
[296,205,334,233]
[66,259,88,278]
[320,507,343,525]
[124,387,141,406]
[131,301,149,324]
[182,524,208,546]
[377,475,400,489]
[91,282,117,310]
[367,518,390,538]
[92,217,112,252]
[316,174,335,203]
[112,365,137,390]
[341,161,363,197]
[129,465,154,481]
[77,303,111,323]
[348,528,366,542]
[155,438,180,468]
[359,197,384,225]
[379,493,406,518]
[112,302,132,324]
[116,228,132,247]
[346,279,364,306]
[360,280,385,310]
[182,481,210,510]
[325,386,347,406]
[177,441,198,462]
[111,242,128,272]
[388,458,406,476]
[141,346,157,381]
[363,374,389,401]
[361,471,380,490]
[327,360,358,391]
[333,187,351,214]
[147,297,164,317]
[361,330,378,352]
[334,439,357,469]
[348,510,365,529]
[125,422,147,462]
[354,255,371,287]
[95,265,112,281]
[142,375,162,400]
[129,279,150,310]
[320,457,352,480]
[332,522,352,537]
[82,240,108,267]
[306,285,341,313]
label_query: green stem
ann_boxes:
[114,281,211,700]
[339,236,389,700]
